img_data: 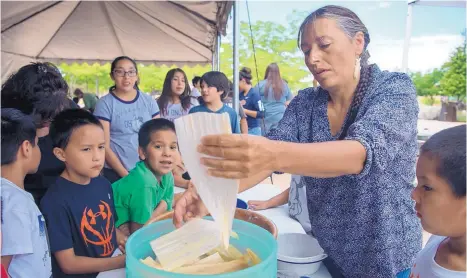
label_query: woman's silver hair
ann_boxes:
[297,5,371,67]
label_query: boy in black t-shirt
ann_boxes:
[41,109,126,278]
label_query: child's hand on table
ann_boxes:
[248,200,272,211]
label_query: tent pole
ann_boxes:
[233,1,240,115]
[216,33,221,71]
[402,0,417,73]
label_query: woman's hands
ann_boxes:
[198,134,278,179]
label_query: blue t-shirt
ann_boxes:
[256,80,293,133]
[239,87,264,129]
[94,90,160,171]
[189,104,240,134]
[40,176,118,278]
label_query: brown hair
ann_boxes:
[264,63,284,101]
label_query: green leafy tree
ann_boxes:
[439,43,466,101]
[220,10,310,94]
[411,69,444,105]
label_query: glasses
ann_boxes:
[113,69,137,77]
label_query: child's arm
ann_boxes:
[248,189,289,211]
[130,221,144,234]
[151,200,168,219]
[173,173,191,189]
[118,222,131,237]
[240,118,248,134]
[55,249,125,274]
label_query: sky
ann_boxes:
[224,0,466,73]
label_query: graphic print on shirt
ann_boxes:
[80,200,115,257]
[38,215,51,267]
[288,175,304,218]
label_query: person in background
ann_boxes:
[239,67,264,136]
[74,88,98,113]
[1,109,50,278]
[113,119,177,236]
[174,5,422,277]
[411,125,466,277]
[256,63,293,135]
[94,56,160,183]
[157,68,199,122]
[41,109,126,278]
[189,71,240,134]
[1,62,72,205]
[225,80,248,134]
[191,76,202,98]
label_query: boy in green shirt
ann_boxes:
[112,118,178,235]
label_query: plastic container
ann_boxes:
[126,217,278,278]
[277,233,327,276]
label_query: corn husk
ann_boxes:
[150,218,221,271]
[174,112,239,249]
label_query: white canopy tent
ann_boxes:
[402,0,466,72]
[1,1,233,80]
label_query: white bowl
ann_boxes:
[277,233,328,276]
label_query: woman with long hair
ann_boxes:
[174,5,421,277]
[257,63,293,134]
[94,56,160,183]
[157,68,198,122]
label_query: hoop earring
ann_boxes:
[354,57,361,80]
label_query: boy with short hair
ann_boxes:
[1,108,50,278]
[411,125,466,277]
[113,118,177,235]
[40,109,126,278]
[189,71,240,134]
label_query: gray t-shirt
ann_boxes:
[94,90,160,171]
[288,175,311,233]
[1,178,52,278]
[162,98,199,122]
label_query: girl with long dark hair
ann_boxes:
[157,68,198,122]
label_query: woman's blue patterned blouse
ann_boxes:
[268,65,422,277]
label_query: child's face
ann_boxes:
[111,59,138,92]
[171,71,186,97]
[56,124,106,179]
[201,80,222,104]
[412,153,466,237]
[138,130,178,176]
[27,136,41,174]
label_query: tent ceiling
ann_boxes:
[1,1,232,67]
